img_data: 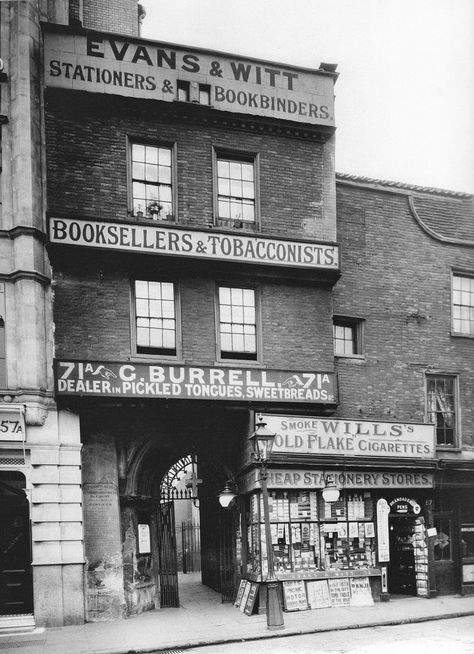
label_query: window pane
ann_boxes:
[229,161,241,178]
[159,148,171,166]
[133,144,145,162]
[219,287,231,303]
[241,163,254,181]
[146,147,158,164]
[217,160,229,177]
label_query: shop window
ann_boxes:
[333,317,363,357]
[130,142,174,220]
[245,490,376,577]
[217,286,257,361]
[433,518,452,561]
[452,273,474,336]
[461,525,474,559]
[133,280,178,357]
[426,375,458,447]
[215,152,257,230]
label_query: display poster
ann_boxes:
[377,499,390,563]
[328,578,351,606]
[234,579,247,609]
[306,580,331,609]
[239,581,251,613]
[350,578,374,606]
[282,580,308,611]
[137,523,151,554]
[462,564,474,583]
[261,413,435,459]
[243,582,259,616]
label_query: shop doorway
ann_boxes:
[388,516,417,595]
[0,471,33,616]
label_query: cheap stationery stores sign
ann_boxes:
[261,414,435,459]
[43,30,335,127]
[55,361,335,403]
[49,218,339,271]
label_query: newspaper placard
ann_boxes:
[234,579,247,609]
[282,580,308,611]
[350,577,374,606]
[243,582,259,615]
[306,580,332,609]
[328,578,351,606]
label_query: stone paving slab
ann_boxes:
[0,595,473,654]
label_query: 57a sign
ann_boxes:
[0,407,25,442]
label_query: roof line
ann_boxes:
[336,172,473,199]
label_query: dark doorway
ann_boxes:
[388,516,417,595]
[0,472,33,615]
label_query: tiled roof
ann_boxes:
[336,172,474,243]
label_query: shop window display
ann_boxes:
[245,490,376,578]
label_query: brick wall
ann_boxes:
[52,258,335,371]
[45,90,333,241]
[334,182,474,448]
[82,0,138,36]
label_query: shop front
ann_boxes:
[235,414,437,612]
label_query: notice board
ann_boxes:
[350,577,374,606]
[328,578,351,606]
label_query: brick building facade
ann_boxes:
[1,0,473,631]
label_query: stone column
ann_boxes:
[82,433,125,621]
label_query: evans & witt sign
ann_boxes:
[49,218,339,271]
[261,414,435,459]
[55,361,335,404]
[43,31,335,127]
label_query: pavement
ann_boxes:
[1,574,474,654]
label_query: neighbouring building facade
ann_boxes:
[0,0,473,631]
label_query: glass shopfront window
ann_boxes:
[245,489,376,577]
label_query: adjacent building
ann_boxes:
[0,0,472,630]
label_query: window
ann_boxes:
[218,286,257,360]
[426,375,457,447]
[433,517,452,561]
[216,154,256,226]
[199,84,211,105]
[177,80,190,102]
[452,274,474,336]
[333,317,362,356]
[134,281,177,356]
[131,143,174,220]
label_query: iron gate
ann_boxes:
[181,524,201,573]
[157,502,179,607]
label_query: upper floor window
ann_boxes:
[216,154,256,228]
[452,273,474,336]
[134,280,177,357]
[333,317,363,357]
[426,375,457,447]
[218,286,257,360]
[131,143,174,220]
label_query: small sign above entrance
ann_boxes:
[389,497,421,515]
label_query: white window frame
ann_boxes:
[131,280,181,360]
[215,284,261,363]
[451,271,474,337]
[213,149,259,230]
[333,316,364,358]
[128,139,177,221]
[426,373,460,449]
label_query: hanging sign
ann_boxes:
[389,497,421,515]
[49,217,339,272]
[261,414,435,459]
[54,360,335,404]
[43,30,336,127]
[0,406,25,442]
[377,499,390,563]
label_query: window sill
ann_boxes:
[436,445,462,453]
[130,354,184,364]
[451,331,474,339]
[214,360,264,368]
[335,354,365,361]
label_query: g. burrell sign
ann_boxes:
[43,30,335,127]
[55,361,335,403]
[49,218,339,271]
[261,414,435,459]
